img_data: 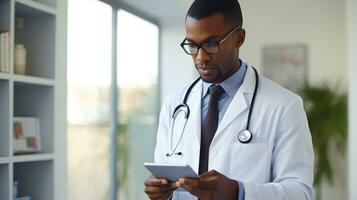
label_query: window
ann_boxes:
[117,9,159,199]
[67,1,160,199]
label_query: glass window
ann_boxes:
[67,0,112,199]
[68,2,160,199]
[116,9,159,200]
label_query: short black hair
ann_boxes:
[186,0,243,27]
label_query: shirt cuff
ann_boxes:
[237,181,245,200]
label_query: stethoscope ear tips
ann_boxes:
[166,153,170,157]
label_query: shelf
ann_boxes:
[0,72,11,80]
[0,157,9,164]
[0,164,9,200]
[0,80,10,157]
[13,153,54,163]
[13,74,55,86]
[14,160,53,200]
[1,74,54,86]
[15,0,57,16]
[2,0,60,198]
[15,1,56,79]
[14,83,54,154]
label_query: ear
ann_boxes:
[235,28,246,48]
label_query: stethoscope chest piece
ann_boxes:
[238,130,253,143]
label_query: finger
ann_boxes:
[200,169,219,178]
[179,183,196,194]
[145,177,169,187]
[176,178,198,195]
[177,177,200,187]
[145,185,176,195]
[178,176,217,190]
[197,170,221,189]
[171,181,179,188]
[177,177,213,190]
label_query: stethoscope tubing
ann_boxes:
[246,67,259,130]
[167,66,259,156]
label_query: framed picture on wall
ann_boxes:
[262,44,308,92]
[13,117,41,155]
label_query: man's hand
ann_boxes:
[176,170,239,200]
[144,176,178,200]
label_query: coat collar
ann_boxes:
[201,61,247,99]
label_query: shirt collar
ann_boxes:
[202,60,247,99]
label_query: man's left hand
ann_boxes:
[176,170,239,200]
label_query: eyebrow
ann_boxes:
[186,36,220,44]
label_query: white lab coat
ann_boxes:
[154,63,314,200]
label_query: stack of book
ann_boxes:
[0,29,10,73]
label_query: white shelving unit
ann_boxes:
[0,0,67,199]
[14,161,53,199]
[0,79,10,158]
[0,164,10,200]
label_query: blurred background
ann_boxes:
[67,0,355,200]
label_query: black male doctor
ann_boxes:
[144,0,314,199]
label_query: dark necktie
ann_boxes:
[199,85,225,175]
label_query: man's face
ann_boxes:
[185,13,245,83]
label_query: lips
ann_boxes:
[196,65,214,70]
[197,66,215,76]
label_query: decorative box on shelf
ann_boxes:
[13,117,41,155]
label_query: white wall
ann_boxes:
[160,20,196,102]
[348,0,357,199]
[239,0,347,85]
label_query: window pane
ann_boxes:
[117,10,159,200]
[67,0,112,199]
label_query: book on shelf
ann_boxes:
[13,117,42,155]
[0,29,10,73]
[14,181,31,200]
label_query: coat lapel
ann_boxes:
[212,65,257,144]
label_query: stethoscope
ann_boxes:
[166,67,259,157]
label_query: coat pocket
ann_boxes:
[230,143,269,183]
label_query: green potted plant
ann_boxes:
[298,82,347,200]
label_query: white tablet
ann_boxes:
[144,162,200,182]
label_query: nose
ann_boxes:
[195,48,211,64]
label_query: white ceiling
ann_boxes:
[119,0,193,25]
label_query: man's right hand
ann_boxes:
[144,176,177,200]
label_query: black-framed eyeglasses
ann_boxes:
[180,25,241,55]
